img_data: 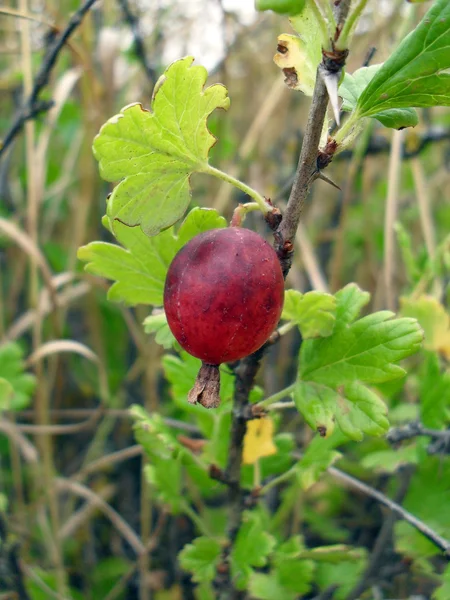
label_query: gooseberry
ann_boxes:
[163,227,284,408]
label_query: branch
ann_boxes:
[214,4,353,598]
[387,421,450,454]
[0,0,98,159]
[274,1,351,275]
[116,0,156,84]
[328,465,450,558]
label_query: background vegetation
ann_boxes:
[0,1,449,599]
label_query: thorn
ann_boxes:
[317,171,341,191]
[320,67,341,126]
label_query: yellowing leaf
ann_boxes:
[273,5,326,97]
[243,418,277,465]
[400,295,450,359]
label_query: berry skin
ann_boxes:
[163,227,284,407]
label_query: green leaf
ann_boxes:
[355,0,450,118]
[361,445,419,473]
[315,555,367,600]
[339,65,419,129]
[296,433,342,489]
[395,456,450,558]
[78,207,224,307]
[179,537,222,583]
[295,284,423,440]
[249,573,297,600]
[273,5,327,96]
[131,408,184,510]
[0,343,35,411]
[255,0,306,15]
[231,512,276,589]
[176,207,226,250]
[93,57,230,236]
[143,311,176,349]
[282,290,336,338]
[78,223,175,306]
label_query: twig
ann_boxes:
[116,0,156,84]
[328,465,450,557]
[387,421,450,454]
[0,0,98,159]
[275,1,352,275]
[346,467,413,600]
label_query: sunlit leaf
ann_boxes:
[295,284,423,440]
[93,57,229,236]
[282,290,336,338]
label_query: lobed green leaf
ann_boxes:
[295,284,423,440]
[282,290,336,338]
[93,57,229,236]
[179,537,222,583]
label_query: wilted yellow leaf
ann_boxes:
[243,417,277,465]
[400,295,450,359]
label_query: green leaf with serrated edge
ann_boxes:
[395,456,450,558]
[255,0,306,15]
[78,207,225,307]
[296,432,343,489]
[93,57,230,236]
[176,207,226,250]
[361,445,419,473]
[300,310,423,385]
[195,582,215,600]
[295,284,423,439]
[143,311,176,349]
[295,381,336,437]
[78,224,175,306]
[179,537,222,583]
[339,65,419,129]
[355,0,450,119]
[273,4,327,96]
[231,512,276,590]
[276,559,315,594]
[433,564,450,600]
[144,461,182,512]
[335,383,389,441]
[249,573,297,600]
[282,290,336,338]
[316,555,367,600]
[132,409,190,511]
[0,343,35,411]
[334,283,370,327]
